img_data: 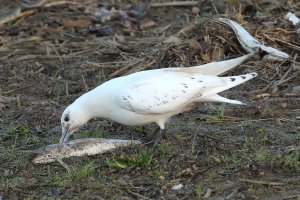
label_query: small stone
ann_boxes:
[204,188,212,198]
[172,183,183,190]
[281,102,287,108]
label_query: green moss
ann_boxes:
[68,161,95,180]
[256,149,269,161]
[106,150,154,170]
[194,183,203,198]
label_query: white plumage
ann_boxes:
[59,54,257,143]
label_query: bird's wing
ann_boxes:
[115,71,257,115]
[165,54,252,75]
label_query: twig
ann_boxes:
[108,59,143,78]
[211,2,219,15]
[253,93,300,100]
[0,0,79,26]
[3,84,33,94]
[65,82,69,96]
[278,67,292,85]
[0,7,20,26]
[56,158,71,173]
[225,188,239,200]
[239,178,283,186]
[86,61,126,68]
[32,67,45,75]
[0,96,16,103]
[13,54,77,61]
[203,117,292,124]
[263,33,300,52]
[22,0,78,10]
[46,43,63,63]
[44,0,79,8]
[127,59,157,75]
[126,188,150,200]
[283,195,300,200]
[81,75,89,91]
[150,1,198,7]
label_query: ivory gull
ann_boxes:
[60,54,256,143]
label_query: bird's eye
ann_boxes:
[64,116,70,122]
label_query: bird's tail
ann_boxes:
[206,72,257,96]
[196,72,257,105]
[196,94,245,105]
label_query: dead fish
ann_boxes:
[32,138,141,164]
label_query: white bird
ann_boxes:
[60,54,257,144]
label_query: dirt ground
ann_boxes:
[0,0,300,199]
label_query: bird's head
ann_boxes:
[59,103,91,143]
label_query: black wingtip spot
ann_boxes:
[252,73,256,77]
[241,76,246,79]
[230,78,236,82]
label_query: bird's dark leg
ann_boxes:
[143,124,167,151]
[151,127,166,151]
[110,122,124,132]
[151,128,166,150]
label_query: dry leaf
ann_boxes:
[140,20,156,29]
[201,52,211,62]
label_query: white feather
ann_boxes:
[169,53,253,75]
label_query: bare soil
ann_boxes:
[0,0,300,199]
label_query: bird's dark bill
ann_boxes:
[60,130,70,143]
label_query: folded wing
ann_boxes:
[115,72,257,115]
